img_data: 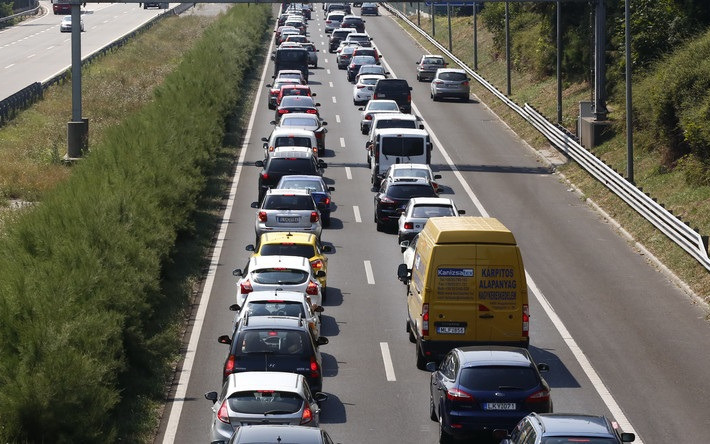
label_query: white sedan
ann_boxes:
[60,16,84,33]
[353,74,385,105]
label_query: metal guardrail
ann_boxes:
[384,3,710,272]
[0,3,195,127]
[0,1,41,24]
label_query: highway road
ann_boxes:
[4,4,709,443]
[0,1,170,100]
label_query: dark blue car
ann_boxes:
[276,175,335,227]
[427,346,552,443]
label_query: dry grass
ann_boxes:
[392,8,710,306]
[0,12,220,204]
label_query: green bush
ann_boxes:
[0,4,271,442]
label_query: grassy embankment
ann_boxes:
[394,6,710,309]
[0,4,273,441]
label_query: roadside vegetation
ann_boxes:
[393,1,710,304]
[0,4,272,441]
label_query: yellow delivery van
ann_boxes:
[397,217,529,369]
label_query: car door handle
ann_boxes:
[479,314,494,319]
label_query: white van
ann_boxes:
[262,127,318,158]
[369,128,432,187]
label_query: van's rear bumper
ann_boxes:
[419,337,530,362]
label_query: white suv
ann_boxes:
[233,256,325,308]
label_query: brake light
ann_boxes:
[365,114,373,120]
[312,147,318,155]
[373,93,379,99]
[315,131,323,139]
[357,85,366,89]
[306,109,317,114]
[278,109,289,115]
[321,197,330,205]
[310,211,319,222]
[216,400,230,424]
[422,303,429,336]
[404,222,413,229]
[311,259,324,270]
[261,172,269,181]
[407,93,412,103]
[378,195,395,204]
[258,211,268,222]
[310,356,320,378]
[300,405,314,425]
[433,80,443,85]
[522,303,529,337]
[223,355,235,379]
[526,389,551,404]
[446,388,474,402]
[306,280,319,296]
[462,81,469,86]
[240,279,253,294]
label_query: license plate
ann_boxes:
[436,326,465,334]
[277,217,300,223]
[484,403,516,411]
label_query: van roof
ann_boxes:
[375,128,429,137]
[423,216,516,244]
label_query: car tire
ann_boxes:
[438,416,454,444]
[408,323,416,343]
[429,397,438,422]
[416,342,427,370]
[432,94,439,102]
[323,214,331,227]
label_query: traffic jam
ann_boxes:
[201,3,637,444]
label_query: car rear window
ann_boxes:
[375,119,417,130]
[238,330,310,355]
[541,439,619,444]
[274,136,313,148]
[459,366,539,391]
[352,56,376,65]
[387,184,437,199]
[280,117,319,128]
[228,390,303,414]
[251,268,309,285]
[263,194,315,210]
[376,79,409,92]
[381,137,425,157]
[281,96,315,107]
[245,301,307,318]
[276,49,308,62]
[267,158,317,174]
[412,205,455,218]
[259,244,316,258]
[438,72,468,81]
[279,179,325,192]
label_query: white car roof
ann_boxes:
[407,197,456,206]
[389,163,432,171]
[270,127,316,138]
[225,371,303,392]
[372,113,418,122]
[357,74,385,83]
[240,290,310,303]
[249,255,311,271]
[265,188,312,197]
[269,146,314,158]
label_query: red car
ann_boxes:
[277,85,315,107]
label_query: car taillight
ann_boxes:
[310,211,319,222]
[349,64,355,69]
[223,355,235,379]
[404,222,413,229]
[321,197,330,205]
[462,81,469,86]
[356,85,366,89]
[365,114,373,120]
[422,303,429,336]
[278,109,289,115]
[258,211,268,222]
[446,388,474,402]
[312,147,318,155]
[522,303,529,337]
[300,404,314,425]
[261,172,269,181]
[306,280,319,296]
[373,93,379,99]
[378,195,395,204]
[306,109,317,114]
[311,259,324,270]
[310,356,320,378]
[526,389,551,404]
[240,279,253,294]
[407,93,412,102]
[216,400,230,424]
[433,80,444,85]
[325,19,331,23]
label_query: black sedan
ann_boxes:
[373,178,437,231]
[275,96,321,122]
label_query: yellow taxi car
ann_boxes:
[247,232,333,298]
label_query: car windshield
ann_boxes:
[387,184,437,199]
[411,205,455,218]
[459,366,540,391]
[439,72,468,81]
[259,244,316,258]
[267,158,317,174]
[245,301,306,318]
[238,330,309,355]
[263,194,315,210]
[251,268,309,285]
[228,390,303,414]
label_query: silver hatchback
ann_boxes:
[253,189,322,241]
[430,68,471,102]
[205,371,328,443]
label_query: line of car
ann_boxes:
[205,3,638,444]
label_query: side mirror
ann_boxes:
[266,83,273,88]
[250,202,259,209]
[397,263,410,283]
[316,336,329,346]
[311,92,317,97]
[434,174,442,180]
[315,270,326,278]
[537,363,550,372]
[620,433,635,442]
[246,244,255,251]
[229,303,241,312]
[314,305,325,313]
[318,161,328,168]
[357,107,364,111]
[314,392,328,403]
[254,160,265,168]
[263,142,268,150]
[328,186,335,191]
[408,86,413,91]
[217,335,232,345]
[233,269,243,277]
[269,120,277,125]
[425,362,437,372]
[321,121,328,126]
[261,137,268,142]
[321,245,333,253]
[314,102,321,107]
[205,392,218,404]
[458,210,466,215]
